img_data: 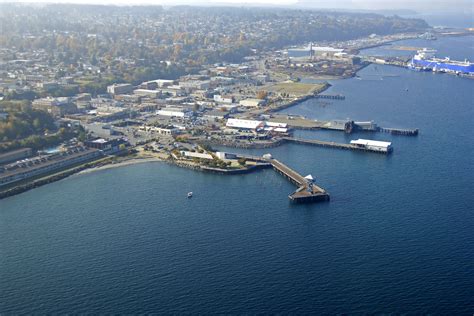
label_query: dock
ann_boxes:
[378,127,419,136]
[282,137,391,154]
[269,158,330,203]
[267,115,419,136]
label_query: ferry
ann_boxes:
[409,48,474,75]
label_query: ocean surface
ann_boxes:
[1,36,473,314]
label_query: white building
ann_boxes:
[107,83,134,95]
[156,107,193,118]
[180,151,214,160]
[214,94,234,104]
[350,139,392,153]
[226,118,264,130]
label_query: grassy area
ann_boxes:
[265,82,326,97]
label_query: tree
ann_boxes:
[257,90,268,100]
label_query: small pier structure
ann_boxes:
[378,127,419,136]
[234,153,330,203]
[269,158,330,203]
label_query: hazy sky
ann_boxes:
[1,0,472,13]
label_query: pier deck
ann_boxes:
[378,127,419,136]
[282,137,391,154]
[234,153,329,203]
[269,158,330,203]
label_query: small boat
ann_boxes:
[187,192,193,198]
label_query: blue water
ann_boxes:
[1,37,473,314]
[360,35,474,60]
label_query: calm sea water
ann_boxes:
[1,36,473,314]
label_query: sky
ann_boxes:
[0,0,472,13]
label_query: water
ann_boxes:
[1,37,473,314]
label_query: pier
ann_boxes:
[378,127,419,136]
[269,158,330,203]
[234,153,329,203]
[282,137,392,154]
[268,115,418,136]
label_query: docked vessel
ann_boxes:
[409,48,474,75]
